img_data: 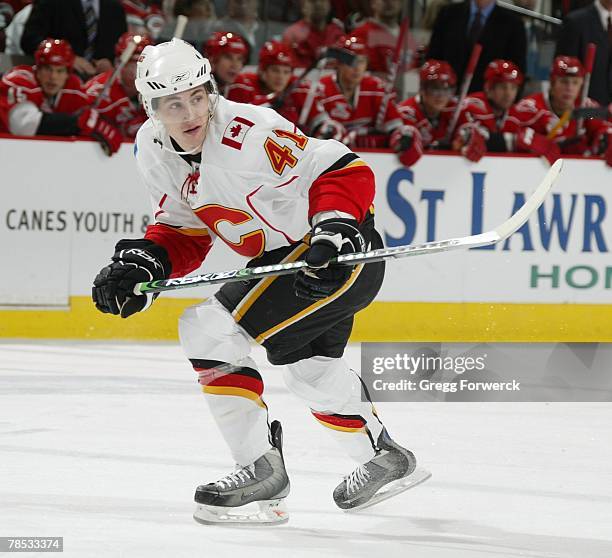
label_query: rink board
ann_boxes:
[1,135,611,340]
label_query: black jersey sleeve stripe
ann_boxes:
[318,152,360,178]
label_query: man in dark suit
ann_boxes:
[21,0,127,77]
[556,0,612,105]
[428,0,527,92]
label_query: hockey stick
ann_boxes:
[134,159,563,295]
[546,109,571,139]
[576,43,596,136]
[442,43,482,145]
[92,37,140,109]
[374,17,409,131]
[174,15,188,39]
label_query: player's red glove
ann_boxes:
[515,127,560,165]
[390,125,423,167]
[455,124,487,162]
[591,128,612,167]
[77,108,123,156]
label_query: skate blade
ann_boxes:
[344,466,432,513]
[193,498,289,526]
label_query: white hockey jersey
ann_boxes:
[135,96,375,276]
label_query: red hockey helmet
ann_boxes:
[484,59,523,87]
[419,59,456,88]
[34,38,75,70]
[335,34,368,58]
[550,56,585,80]
[115,32,154,61]
[205,31,248,61]
[258,40,294,70]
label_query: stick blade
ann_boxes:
[493,158,563,242]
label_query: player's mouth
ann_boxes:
[183,124,202,136]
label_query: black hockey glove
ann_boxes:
[294,218,366,301]
[92,239,171,318]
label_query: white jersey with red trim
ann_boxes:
[137,96,370,274]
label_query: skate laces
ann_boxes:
[216,465,255,489]
[345,464,371,495]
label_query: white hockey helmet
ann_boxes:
[135,38,218,131]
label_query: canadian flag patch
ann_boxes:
[221,116,254,150]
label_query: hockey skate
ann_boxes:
[193,420,290,526]
[333,428,431,512]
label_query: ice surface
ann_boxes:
[1,341,611,558]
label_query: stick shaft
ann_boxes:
[443,43,482,143]
[375,17,409,130]
[174,15,188,39]
[92,40,138,109]
[576,43,596,135]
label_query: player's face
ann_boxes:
[338,56,368,88]
[261,64,293,93]
[213,53,245,85]
[120,61,138,98]
[156,86,210,152]
[421,83,453,114]
[550,76,583,109]
[36,65,69,97]
[486,82,519,110]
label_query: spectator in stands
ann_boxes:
[457,59,560,164]
[203,30,248,96]
[351,0,404,76]
[0,38,121,154]
[513,55,612,164]
[556,0,612,105]
[282,0,344,68]
[121,0,165,40]
[210,0,266,64]
[3,1,31,55]
[226,39,330,134]
[427,0,527,92]
[84,32,151,138]
[21,0,127,78]
[159,0,215,44]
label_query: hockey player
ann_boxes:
[0,38,122,155]
[92,38,428,525]
[458,60,560,164]
[84,32,152,139]
[514,56,612,164]
[397,59,458,166]
[227,40,328,134]
[203,31,248,97]
[317,35,419,165]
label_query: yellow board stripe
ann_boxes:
[232,242,309,321]
[254,263,365,343]
[313,417,366,433]
[1,297,612,341]
[203,385,266,408]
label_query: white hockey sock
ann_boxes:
[284,356,385,463]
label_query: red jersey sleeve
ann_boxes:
[308,158,375,223]
[144,223,213,278]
